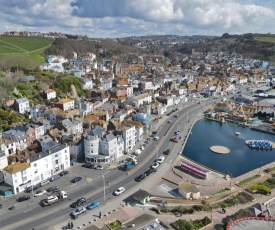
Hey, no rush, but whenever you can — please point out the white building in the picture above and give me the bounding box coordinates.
[3,130,27,151]
[81,78,93,90]
[3,144,70,194]
[102,79,112,91]
[14,97,30,114]
[116,124,136,153]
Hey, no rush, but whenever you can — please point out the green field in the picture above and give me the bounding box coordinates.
[254,36,275,43]
[0,36,54,69]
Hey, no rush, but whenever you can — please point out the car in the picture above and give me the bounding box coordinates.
[46,195,58,203]
[95,165,103,170]
[60,170,69,176]
[82,163,95,169]
[0,204,2,209]
[139,146,145,151]
[167,120,172,123]
[86,201,100,210]
[71,177,82,183]
[34,190,46,197]
[70,197,86,208]
[153,136,159,141]
[18,195,30,202]
[40,180,50,187]
[71,206,86,218]
[174,114,179,117]
[163,149,170,155]
[157,156,165,164]
[135,173,146,182]
[113,187,125,196]
[46,185,60,192]
[26,185,40,192]
[129,155,136,160]
[151,162,160,169]
[49,175,60,182]
[152,131,157,135]
[145,168,156,176]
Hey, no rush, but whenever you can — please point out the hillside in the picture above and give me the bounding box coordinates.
[44,38,142,58]
[0,36,53,70]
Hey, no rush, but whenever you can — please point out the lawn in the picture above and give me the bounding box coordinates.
[254,36,275,43]
[109,220,122,229]
[237,175,261,186]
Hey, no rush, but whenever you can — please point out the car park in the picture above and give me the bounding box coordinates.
[151,162,160,169]
[49,175,60,182]
[18,195,30,202]
[157,156,165,164]
[163,149,170,155]
[135,173,146,182]
[86,201,100,210]
[71,177,82,183]
[113,187,125,196]
[60,170,69,176]
[34,190,46,197]
[71,206,86,218]
[95,165,103,170]
[47,185,60,192]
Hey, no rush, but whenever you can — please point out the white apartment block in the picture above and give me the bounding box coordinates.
[116,124,136,153]
[14,97,30,114]
[3,144,70,194]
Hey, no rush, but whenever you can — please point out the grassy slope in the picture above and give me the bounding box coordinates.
[0,36,53,68]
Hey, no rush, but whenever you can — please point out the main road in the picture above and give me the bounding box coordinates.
[0,100,212,230]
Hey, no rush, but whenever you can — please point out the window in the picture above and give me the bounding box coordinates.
[23,176,27,181]
[65,149,67,153]
[34,169,38,174]
[34,163,37,167]
[55,154,58,158]
[55,160,58,164]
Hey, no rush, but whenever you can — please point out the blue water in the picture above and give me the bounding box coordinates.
[182,120,275,177]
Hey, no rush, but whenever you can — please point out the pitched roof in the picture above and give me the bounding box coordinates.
[3,162,30,174]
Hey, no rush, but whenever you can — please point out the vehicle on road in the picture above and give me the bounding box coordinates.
[152,131,157,135]
[70,197,86,208]
[157,156,165,164]
[46,185,60,192]
[134,149,142,156]
[151,162,160,169]
[167,120,172,123]
[71,206,86,219]
[122,160,136,170]
[34,190,46,197]
[113,187,125,196]
[71,177,82,183]
[163,149,170,155]
[139,146,145,151]
[60,170,69,176]
[94,165,103,170]
[49,175,60,182]
[0,204,2,209]
[174,114,179,117]
[40,180,50,187]
[41,191,67,207]
[82,163,95,168]
[153,136,159,141]
[26,185,40,192]
[145,168,156,176]
[135,173,146,182]
[18,195,30,202]
[86,201,100,210]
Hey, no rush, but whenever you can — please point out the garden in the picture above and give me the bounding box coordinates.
[171,217,212,230]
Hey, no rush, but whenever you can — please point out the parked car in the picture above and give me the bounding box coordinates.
[49,175,60,182]
[113,187,125,196]
[151,162,160,169]
[40,180,50,187]
[0,204,2,209]
[71,177,82,183]
[86,201,100,210]
[46,185,60,192]
[70,197,86,208]
[71,206,86,218]
[18,195,30,202]
[152,131,157,135]
[145,168,156,176]
[34,190,46,197]
[26,185,40,192]
[163,149,170,155]
[157,156,165,164]
[82,163,94,169]
[153,136,159,141]
[167,120,172,123]
[60,170,69,176]
[135,173,146,182]
[174,114,179,117]
[95,165,103,170]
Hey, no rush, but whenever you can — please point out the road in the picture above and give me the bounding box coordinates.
[0,100,211,230]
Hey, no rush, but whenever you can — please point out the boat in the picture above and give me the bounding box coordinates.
[235,132,241,135]
[245,140,273,150]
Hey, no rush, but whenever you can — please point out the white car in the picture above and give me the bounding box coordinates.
[46,195,58,203]
[157,156,165,164]
[129,155,136,160]
[114,187,125,196]
[34,190,46,197]
[151,162,160,169]
[95,165,103,170]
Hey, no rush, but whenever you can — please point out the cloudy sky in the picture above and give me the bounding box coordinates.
[1,0,275,38]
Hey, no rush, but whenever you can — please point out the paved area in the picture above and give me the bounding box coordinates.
[230,219,275,230]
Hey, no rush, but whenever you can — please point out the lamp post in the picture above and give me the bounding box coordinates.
[260,162,263,173]
[155,145,158,160]
[102,175,105,204]
[31,175,34,200]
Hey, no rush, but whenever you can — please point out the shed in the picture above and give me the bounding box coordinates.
[132,189,150,205]
[178,182,200,200]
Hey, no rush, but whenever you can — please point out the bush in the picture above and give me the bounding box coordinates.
[236,192,254,203]
[149,207,160,214]
[249,185,271,195]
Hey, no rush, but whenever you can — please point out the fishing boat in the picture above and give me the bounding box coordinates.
[245,140,273,150]
[235,132,241,135]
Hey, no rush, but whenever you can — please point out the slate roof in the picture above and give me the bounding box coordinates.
[3,130,26,142]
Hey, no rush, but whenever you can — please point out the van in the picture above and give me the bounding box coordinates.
[132,159,138,165]
[40,180,50,187]
[49,175,60,182]
[153,136,159,141]
[134,149,141,156]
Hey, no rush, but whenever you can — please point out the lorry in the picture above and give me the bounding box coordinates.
[122,160,137,171]
[41,190,67,207]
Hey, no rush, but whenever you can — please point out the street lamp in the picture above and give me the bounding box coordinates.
[102,175,105,204]
[155,145,158,160]
[260,162,263,173]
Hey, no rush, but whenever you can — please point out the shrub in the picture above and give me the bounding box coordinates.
[149,207,160,214]
[236,192,254,203]
[249,185,271,195]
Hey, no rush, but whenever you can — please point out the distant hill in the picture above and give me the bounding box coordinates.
[44,38,141,58]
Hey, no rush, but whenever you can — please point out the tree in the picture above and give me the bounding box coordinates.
[222,33,230,39]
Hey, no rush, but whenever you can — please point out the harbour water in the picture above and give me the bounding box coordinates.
[182,119,275,177]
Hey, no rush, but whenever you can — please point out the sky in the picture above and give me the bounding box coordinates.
[1,0,275,38]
